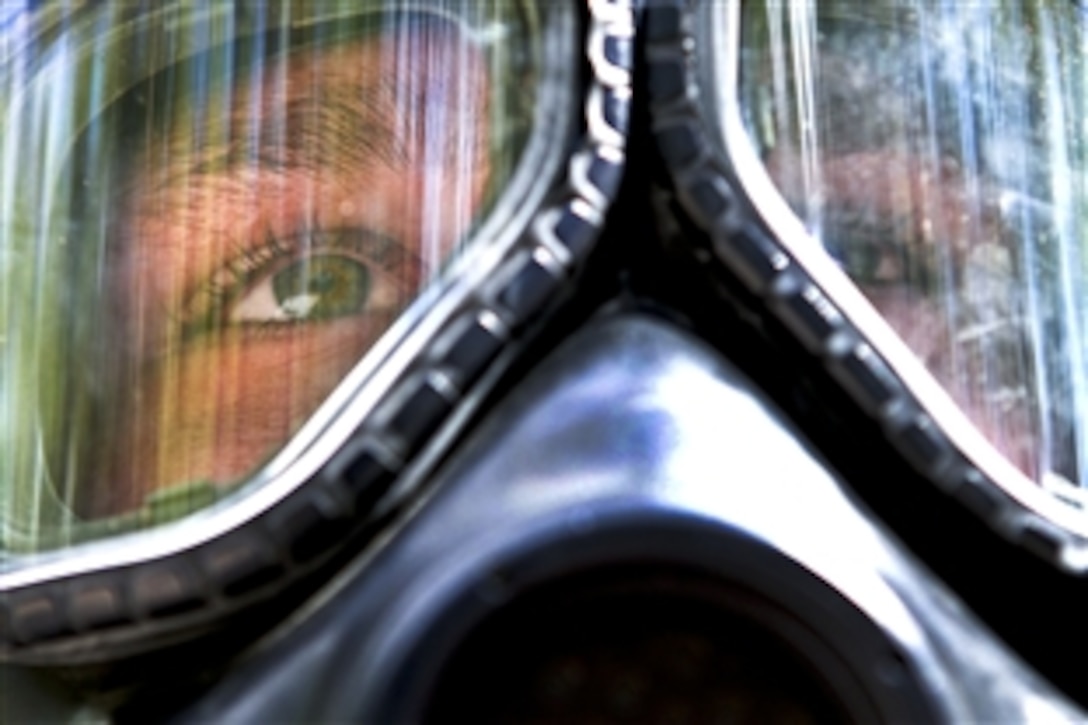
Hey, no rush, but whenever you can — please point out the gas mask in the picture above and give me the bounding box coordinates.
[2,2,1087,722]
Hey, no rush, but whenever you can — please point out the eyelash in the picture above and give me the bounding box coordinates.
[179,226,411,340]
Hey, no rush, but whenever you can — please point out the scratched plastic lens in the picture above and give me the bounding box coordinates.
[0,2,540,555]
[737,1,1087,490]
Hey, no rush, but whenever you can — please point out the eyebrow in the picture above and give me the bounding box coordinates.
[184,82,409,180]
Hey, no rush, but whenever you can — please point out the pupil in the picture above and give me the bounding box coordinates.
[309,269,340,294]
[272,255,371,320]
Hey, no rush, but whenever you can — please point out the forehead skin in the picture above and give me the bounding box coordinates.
[151,23,484,188]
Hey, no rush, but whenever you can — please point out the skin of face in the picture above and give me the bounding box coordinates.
[87,24,490,516]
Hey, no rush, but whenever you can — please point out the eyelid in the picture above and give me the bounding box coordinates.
[178,226,417,339]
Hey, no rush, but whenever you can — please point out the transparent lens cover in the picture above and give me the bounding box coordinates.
[0,2,540,555]
[736,2,1087,493]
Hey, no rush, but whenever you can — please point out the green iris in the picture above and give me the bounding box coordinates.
[271,255,372,321]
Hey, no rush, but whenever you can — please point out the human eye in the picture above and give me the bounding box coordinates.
[183,228,416,339]
[819,205,936,293]
[230,253,378,324]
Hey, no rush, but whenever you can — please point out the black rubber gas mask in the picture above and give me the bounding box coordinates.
[4,2,1088,723]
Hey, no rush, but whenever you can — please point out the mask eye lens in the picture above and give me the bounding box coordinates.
[735,2,1087,492]
[2,4,542,552]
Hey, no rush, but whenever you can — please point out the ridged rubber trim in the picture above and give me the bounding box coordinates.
[0,0,636,664]
[643,0,1084,572]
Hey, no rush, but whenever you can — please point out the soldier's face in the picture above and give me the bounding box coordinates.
[94,25,490,515]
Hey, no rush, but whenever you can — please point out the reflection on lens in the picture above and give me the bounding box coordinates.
[0,3,538,554]
[738,1,1088,490]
